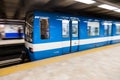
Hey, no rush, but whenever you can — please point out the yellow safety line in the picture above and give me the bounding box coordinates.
[0,43,120,76]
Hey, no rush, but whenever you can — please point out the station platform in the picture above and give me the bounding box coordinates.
[0,39,24,45]
[0,43,120,80]
[0,39,26,67]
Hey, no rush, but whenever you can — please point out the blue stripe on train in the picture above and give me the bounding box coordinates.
[111,39,120,44]
[79,41,108,51]
[29,40,120,61]
[30,48,63,61]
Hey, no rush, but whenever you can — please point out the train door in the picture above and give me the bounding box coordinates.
[62,20,79,54]
[62,20,71,54]
[70,20,79,52]
[104,23,112,44]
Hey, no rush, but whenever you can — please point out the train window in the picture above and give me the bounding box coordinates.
[87,22,99,36]
[104,24,112,35]
[40,18,49,39]
[72,21,78,37]
[25,14,33,43]
[116,24,120,34]
[104,25,108,35]
[62,20,69,38]
[109,26,112,35]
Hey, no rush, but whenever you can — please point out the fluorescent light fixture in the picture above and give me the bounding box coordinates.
[98,4,118,10]
[114,9,120,12]
[75,0,96,4]
[0,25,4,28]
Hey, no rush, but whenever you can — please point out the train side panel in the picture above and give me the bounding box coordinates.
[25,11,120,61]
[79,19,106,51]
[30,12,63,60]
[111,22,120,44]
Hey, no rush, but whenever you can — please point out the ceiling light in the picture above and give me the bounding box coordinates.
[114,9,120,12]
[0,25,4,28]
[98,4,118,10]
[75,0,96,4]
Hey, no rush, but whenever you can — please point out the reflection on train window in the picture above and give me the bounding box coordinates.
[72,21,78,37]
[104,25,112,35]
[62,20,69,38]
[40,18,49,39]
[87,22,99,36]
[104,25,108,35]
[25,14,33,43]
[116,24,120,34]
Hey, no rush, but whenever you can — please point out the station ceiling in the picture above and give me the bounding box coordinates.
[0,0,120,20]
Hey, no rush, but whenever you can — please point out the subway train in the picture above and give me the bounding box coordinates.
[25,11,120,61]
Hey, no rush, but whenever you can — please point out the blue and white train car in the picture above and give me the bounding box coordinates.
[111,22,120,43]
[25,11,120,61]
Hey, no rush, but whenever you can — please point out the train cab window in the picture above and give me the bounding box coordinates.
[72,21,78,37]
[116,24,120,34]
[40,18,49,39]
[62,20,69,38]
[87,22,99,36]
[25,14,33,43]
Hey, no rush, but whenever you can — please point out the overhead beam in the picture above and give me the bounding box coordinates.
[0,0,6,18]
[44,0,61,8]
[24,0,50,13]
[13,0,25,19]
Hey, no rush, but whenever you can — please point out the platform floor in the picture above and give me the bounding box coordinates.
[0,39,24,45]
[0,44,120,80]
